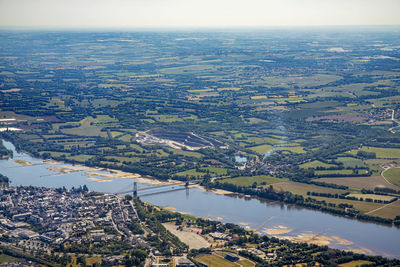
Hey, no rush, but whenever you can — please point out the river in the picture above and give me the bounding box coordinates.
[1,140,399,259]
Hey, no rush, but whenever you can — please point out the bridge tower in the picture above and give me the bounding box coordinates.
[133,182,137,198]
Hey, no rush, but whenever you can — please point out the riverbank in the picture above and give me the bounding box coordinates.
[5,135,398,227]
[2,139,400,258]
[207,181,400,227]
[5,144,400,228]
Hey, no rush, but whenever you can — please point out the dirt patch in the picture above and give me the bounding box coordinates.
[163,223,210,250]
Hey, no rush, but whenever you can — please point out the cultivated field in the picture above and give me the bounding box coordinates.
[314,176,400,191]
[220,175,287,187]
[272,181,346,196]
[249,144,274,154]
[348,147,400,159]
[383,168,400,186]
[300,160,337,169]
[339,260,373,267]
[365,199,400,219]
[195,254,239,267]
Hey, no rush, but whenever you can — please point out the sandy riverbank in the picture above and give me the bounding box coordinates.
[43,159,64,165]
[12,159,33,166]
[45,162,186,187]
[46,166,78,174]
[263,226,292,235]
[87,177,112,182]
[190,184,232,195]
[278,232,354,248]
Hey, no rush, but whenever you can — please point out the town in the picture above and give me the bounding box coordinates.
[0,185,399,266]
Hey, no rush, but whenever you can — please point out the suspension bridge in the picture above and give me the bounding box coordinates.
[114,181,194,197]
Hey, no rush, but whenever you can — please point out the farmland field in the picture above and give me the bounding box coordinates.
[335,157,366,168]
[249,144,274,154]
[313,176,400,191]
[383,168,400,187]
[366,199,400,219]
[348,147,400,159]
[195,254,239,267]
[220,175,287,187]
[300,160,337,169]
[339,260,373,267]
[271,181,346,196]
[312,196,384,214]
[0,254,20,263]
[174,167,228,178]
[314,169,356,176]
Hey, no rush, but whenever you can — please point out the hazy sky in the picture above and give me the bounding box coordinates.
[0,0,399,28]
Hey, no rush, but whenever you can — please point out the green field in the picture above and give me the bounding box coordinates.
[58,116,118,137]
[237,259,255,267]
[195,254,239,267]
[67,154,94,162]
[336,157,366,168]
[314,169,358,176]
[313,196,385,214]
[245,136,282,145]
[249,144,274,154]
[276,145,306,154]
[149,114,183,122]
[174,167,228,178]
[167,148,203,158]
[202,167,228,175]
[272,181,346,196]
[348,146,400,159]
[300,160,337,169]
[339,260,373,267]
[0,254,20,263]
[220,175,287,187]
[383,168,400,186]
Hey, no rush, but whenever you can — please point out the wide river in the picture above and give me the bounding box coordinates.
[1,140,399,258]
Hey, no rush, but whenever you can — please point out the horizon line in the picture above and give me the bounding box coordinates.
[1,24,400,32]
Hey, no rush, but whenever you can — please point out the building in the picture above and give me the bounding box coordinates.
[224,253,240,262]
[176,258,195,267]
[90,229,105,242]
[12,212,32,221]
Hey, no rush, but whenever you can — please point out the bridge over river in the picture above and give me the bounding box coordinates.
[114,181,195,197]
